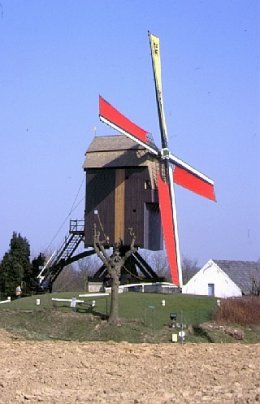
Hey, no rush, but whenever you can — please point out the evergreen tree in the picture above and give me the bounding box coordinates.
[0,232,31,298]
[0,254,23,297]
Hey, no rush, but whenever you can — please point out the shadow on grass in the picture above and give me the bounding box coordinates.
[77,307,109,321]
[192,325,214,343]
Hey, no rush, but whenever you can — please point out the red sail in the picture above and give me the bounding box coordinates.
[99,96,149,144]
[157,175,180,286]
[173,166,216,201]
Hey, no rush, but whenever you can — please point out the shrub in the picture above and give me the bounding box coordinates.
[213,296,260,325]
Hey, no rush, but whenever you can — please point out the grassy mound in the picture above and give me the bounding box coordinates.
[0,292,259,343]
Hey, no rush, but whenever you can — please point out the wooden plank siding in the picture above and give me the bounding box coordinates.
[124,167,147,246]
[84,134,162,249]
[84,166,161,249]
[84,168,115,246]
[114,169,125,243]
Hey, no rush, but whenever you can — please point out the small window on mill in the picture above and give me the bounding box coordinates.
[144,180,151,189]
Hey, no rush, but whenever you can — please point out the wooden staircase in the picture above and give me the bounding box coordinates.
[37,220,95,291]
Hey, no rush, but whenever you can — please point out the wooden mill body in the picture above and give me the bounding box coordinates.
[83,135,163,250]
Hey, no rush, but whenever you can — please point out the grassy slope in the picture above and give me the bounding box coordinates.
[0,292,259,343]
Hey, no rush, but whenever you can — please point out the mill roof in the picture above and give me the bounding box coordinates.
[83,135,161,189]
[83,135,158,171]
[213,259,260,295]
[86,135,144,153]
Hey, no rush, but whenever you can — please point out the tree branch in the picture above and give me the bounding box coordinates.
[124,228,136,259]
[93,225,109,264]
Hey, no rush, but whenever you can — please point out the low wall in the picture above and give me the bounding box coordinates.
[88,282,103,293]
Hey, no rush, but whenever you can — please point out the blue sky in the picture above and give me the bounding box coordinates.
[0,0,259,265]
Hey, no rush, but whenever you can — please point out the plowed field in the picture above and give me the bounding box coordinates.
[0,330,259,403]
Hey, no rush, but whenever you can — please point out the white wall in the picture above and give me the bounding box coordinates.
[88,282,103,292]
[182,260,242,298]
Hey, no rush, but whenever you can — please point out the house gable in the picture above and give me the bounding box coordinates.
[182,259,242,298]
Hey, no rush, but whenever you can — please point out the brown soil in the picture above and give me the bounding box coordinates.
[0,330,259,403]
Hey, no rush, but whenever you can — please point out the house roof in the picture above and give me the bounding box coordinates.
[213,260,260,295]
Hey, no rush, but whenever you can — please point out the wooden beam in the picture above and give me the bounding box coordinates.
[114,168,125,242]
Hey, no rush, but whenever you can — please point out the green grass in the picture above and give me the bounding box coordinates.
[118,292,216,327]
[0,292,259,343]
[0,291,216,322]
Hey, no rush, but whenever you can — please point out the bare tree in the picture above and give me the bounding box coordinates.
[77,253,114,291]
[93,226,136,325]
[182,257,199,284]
[77,258,90,292]
[139,250,170,280]
[52,264,82,292]
[139,251,199,284]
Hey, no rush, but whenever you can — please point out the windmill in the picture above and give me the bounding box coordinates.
[98,32,216,287]
[37,32,216,292]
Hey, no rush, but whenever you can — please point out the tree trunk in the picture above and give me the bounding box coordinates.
[84,274,88,292]
[109,271,120,325]
[93,225,136,326]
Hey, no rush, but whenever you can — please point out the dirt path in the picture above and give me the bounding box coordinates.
[0,330,259,403]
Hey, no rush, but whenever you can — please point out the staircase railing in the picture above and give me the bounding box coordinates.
[37,220,85,287]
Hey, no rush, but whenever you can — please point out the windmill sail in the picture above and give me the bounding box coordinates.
[157,174,181,286]
[99,96,158,155]
[168,153,216,201]
[149,32,168,148]
[173,165,216,201]
[149,32,183,287]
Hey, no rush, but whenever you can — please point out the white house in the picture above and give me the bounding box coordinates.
[182,259,260,298]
